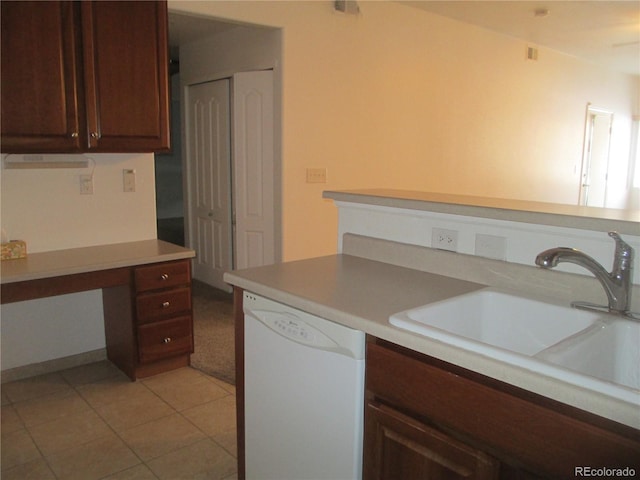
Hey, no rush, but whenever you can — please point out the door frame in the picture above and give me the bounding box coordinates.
[579,104,613,207]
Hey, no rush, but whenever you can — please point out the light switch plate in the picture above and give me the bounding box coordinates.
[306,168,327,184]
[475,234,507,260]
[123,169,136,192]
[80,174,93,195]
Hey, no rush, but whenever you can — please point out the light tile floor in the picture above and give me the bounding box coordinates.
[1,362,238,480]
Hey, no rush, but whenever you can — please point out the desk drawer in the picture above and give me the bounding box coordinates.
[137,287,191,323]
[135,260,191,292]
[138,316,193,363]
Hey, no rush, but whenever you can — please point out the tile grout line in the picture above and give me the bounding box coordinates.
[2,365,238,479]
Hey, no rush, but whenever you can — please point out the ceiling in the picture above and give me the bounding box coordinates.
[168,13,238,49]
[399,1,640,75]
[167,1,640,75]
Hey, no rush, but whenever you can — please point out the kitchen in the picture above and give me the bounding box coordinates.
[1,0,639,478]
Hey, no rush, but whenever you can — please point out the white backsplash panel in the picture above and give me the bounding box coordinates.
[336,202,640,284]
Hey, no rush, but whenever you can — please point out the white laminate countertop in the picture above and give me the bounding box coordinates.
[0,240,195,284]
[323,189,640,235]
[224,254,640,430]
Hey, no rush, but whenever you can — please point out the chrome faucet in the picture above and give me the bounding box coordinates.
[535,231,634,315]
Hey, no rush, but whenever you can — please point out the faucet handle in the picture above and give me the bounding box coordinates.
[609,231,633,258]
[608,232,634,276]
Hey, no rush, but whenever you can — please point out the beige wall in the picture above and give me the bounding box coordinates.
[0,154,156,370]
[170,0,638,261]
[1,154,157,252]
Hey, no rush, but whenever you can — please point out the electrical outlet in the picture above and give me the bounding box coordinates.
[475,234,507,260]
[432,228,458,252]
[80,174,93,195]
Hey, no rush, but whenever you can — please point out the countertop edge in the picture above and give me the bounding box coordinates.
[223,260,640,431]
[323,189,640,235]
[1,240,196,284]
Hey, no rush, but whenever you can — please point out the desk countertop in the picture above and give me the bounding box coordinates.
[0,240,195,284]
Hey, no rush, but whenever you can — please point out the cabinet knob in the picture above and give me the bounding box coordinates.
[70,132,79,138]
[90,132,101,139]
[160,273,169,280]
[162,301,170,308]
[163,337,172,344]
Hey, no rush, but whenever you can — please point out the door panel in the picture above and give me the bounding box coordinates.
[0,1,83,152]
[81,0,169,151]
[187,79,232,291]
[233,71,275,269]
[580,108,612,207]
[364,401,500,480]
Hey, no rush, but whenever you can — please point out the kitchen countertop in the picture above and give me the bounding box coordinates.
[323,189,640,235]
[1,239,195,284]
[224,254,640,429]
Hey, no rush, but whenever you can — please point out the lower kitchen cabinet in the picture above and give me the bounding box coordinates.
[364,339,640,479]
[104,259,193,379]
[365,400,499,480]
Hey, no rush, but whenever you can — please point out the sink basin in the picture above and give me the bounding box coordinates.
[389,288,601,357]
[537,318,640,390]
[390,287,639,407]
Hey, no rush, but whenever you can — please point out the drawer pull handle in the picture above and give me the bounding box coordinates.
[162,301,170,308]
[163,337,172,344]
[160,273,169,280]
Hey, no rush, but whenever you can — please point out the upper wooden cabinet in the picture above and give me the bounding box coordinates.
[1,1,170,153]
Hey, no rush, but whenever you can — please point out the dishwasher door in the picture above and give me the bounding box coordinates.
[244,291,365,480]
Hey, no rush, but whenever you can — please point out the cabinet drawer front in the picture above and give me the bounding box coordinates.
[138,316,193,363]
[135,260,190,292]
[137,288,191,323]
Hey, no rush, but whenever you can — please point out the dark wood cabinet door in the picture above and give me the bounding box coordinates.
[1,1,83,153]
[364,401,500,480]
[80,0,170,152]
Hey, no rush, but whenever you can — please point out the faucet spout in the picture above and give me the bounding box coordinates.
[535,232,634,315]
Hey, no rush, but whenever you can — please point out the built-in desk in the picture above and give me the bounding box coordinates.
[1,240,196,380]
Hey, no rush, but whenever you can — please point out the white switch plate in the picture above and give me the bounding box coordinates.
[123,169,136,192]
[306,168,327,183]
[80,174,93,195]
[475,234,507,260]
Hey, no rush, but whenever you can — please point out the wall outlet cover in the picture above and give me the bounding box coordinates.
[432,228,458,252]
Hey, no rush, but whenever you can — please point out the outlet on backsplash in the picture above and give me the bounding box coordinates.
[432,228,458,252]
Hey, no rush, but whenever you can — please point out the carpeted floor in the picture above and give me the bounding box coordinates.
[189,280,236,384]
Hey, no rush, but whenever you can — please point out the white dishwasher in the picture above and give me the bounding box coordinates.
[243,291,366,480]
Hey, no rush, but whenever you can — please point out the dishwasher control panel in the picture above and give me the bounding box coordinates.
[243,291,365,359]
[273,316,314,341]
